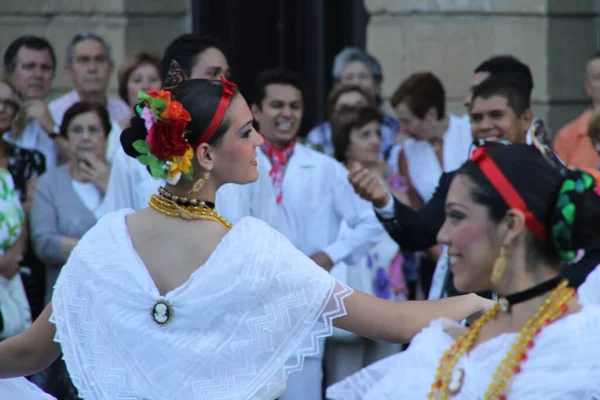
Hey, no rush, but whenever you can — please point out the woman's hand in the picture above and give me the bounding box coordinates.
[476,293,496,313]
[464,294,495,326]
[0,252,22,280]
[78,154,110,194]
[348,162,390,208]
[0,231,27,279]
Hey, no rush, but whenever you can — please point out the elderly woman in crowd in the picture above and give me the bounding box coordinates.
[323,105,413,387]
[303,84,374,153]
[29,101,110,399]
[307,47,401,160]
[31,101,110,304]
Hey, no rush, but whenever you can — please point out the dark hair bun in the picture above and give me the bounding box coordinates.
[120,79,237,167]
[551,169,600,261]
[120,115,149,159]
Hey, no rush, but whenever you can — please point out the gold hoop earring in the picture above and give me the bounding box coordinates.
[189,171,211,194]
[491,246,507,284]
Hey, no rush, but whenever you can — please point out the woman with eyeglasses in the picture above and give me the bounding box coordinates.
[0,79,47,344]
[0,79,46,210]
[328,143,600,399]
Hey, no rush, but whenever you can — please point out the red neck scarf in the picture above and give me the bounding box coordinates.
[261,138,296,205]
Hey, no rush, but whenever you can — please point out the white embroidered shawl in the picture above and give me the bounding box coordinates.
[579,264,600,306]
[327,306,600,399]
[0,210,352,400]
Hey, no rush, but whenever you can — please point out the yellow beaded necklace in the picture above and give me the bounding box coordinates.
[428,279,575,400]
[149,194,232,229]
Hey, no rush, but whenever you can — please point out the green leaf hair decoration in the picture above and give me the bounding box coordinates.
[551,170,595,261]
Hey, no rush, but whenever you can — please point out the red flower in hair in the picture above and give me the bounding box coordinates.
[147,119,189,159]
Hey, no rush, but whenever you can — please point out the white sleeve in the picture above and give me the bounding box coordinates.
[104,119,123,165]
[327,318,456,400]
[0,377,56,399]
[98,148,137,216]
[324,162,386,265]
[215,183,252,224]
[374,192,395,218]
[578,264,600,305]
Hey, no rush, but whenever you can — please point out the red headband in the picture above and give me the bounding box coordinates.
[194,75,237,148]
[471,146,549,243]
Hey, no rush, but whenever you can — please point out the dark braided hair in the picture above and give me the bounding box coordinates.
[458,144,600,266]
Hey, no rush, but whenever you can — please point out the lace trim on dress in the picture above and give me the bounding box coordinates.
[255,281,353,399]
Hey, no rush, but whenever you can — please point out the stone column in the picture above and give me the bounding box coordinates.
[365,0,599,135]
[0,0,190,99]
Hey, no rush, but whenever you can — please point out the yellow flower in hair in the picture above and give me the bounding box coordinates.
[166,147,194,185]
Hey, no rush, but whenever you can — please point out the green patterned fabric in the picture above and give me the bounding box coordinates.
[0,169,25,254]
[551,170,596,261]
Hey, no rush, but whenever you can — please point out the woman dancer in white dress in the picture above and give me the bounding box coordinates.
[0,64,491,400]
[328,143,600,399]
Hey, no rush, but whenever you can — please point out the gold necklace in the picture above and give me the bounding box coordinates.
[149,194,232,229]
[428,279,575,400]
[158,186,212,207]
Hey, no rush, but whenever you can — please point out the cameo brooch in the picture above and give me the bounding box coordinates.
[151,299,174,326]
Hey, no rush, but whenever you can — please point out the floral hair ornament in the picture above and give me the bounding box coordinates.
[132,61,194,185]
[470,145,549,243]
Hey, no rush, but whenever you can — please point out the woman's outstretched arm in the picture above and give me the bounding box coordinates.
[335,290,490,343]
[0,303,61,378]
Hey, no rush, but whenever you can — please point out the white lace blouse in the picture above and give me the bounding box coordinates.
[327,306,600,400]
[0,210,353,400]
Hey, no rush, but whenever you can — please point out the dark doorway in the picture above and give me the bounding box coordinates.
[192,0,369,136]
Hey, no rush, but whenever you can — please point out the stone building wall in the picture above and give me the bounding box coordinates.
[365,0,600,134]
[1,0,597,134]
[0,0,191,99]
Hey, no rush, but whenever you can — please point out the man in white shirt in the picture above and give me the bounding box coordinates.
[99,35,231,216]
[49,32,130,164]
[3,36,61,169]
[246,68,385,400]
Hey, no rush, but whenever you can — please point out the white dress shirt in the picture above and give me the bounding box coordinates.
[218,142,385,265]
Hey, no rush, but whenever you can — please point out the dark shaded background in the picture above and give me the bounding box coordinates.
[192,0,369,136]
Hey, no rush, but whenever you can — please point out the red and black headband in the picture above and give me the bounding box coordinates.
[470,146,549,243]
[194,75,238,147]
[160,61,238,149]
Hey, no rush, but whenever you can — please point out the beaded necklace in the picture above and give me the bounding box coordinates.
[428,279,575,400]
[149,192,232,229]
